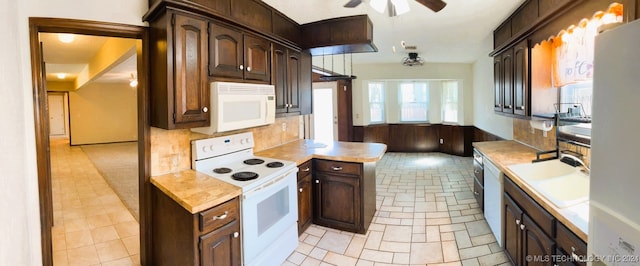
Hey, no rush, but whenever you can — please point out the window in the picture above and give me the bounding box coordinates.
[368,82,385,123]
[560,81,593,116]
[441,81,459,123]
[399,82,429,122]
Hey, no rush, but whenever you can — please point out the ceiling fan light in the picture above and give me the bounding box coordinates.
[370,0,386,13]
[391,0,410,15]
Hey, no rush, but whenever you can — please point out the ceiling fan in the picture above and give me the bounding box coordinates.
[344,0,446,16]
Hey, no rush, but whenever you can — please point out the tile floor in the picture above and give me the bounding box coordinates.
[50,139,140,265]
[285,152,511,266]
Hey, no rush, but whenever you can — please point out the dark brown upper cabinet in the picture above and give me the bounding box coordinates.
[301,15,377,55]
[209,21,271,82]
[273,43,311,116]
[148,10,210,129]
[493,39,530,118]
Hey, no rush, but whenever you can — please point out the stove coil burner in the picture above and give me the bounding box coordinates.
[243,158,265,165]
[231,171,259,181]
[266,162,284,168]
[213,167,232,174]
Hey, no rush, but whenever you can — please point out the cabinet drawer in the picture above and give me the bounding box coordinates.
[297,160,313,180]
[473,179,484,211]
[556,222,587,266]
[314,159,361,176]
[473,160,484,184]
[504,176,555,237]
[199,197,239,233]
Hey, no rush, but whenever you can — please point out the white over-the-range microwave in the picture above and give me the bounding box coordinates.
[191,81,275,135]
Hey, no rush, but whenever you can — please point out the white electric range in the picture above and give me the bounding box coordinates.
[192,132,298,266]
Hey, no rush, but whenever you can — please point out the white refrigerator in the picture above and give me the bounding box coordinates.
[589,19,640,265]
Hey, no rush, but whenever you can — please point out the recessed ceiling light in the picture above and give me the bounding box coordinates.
[58,33,75,43]
[56,73,66,79]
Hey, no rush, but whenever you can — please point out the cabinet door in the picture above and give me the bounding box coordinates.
[297,173,313,235]
[494,55,503,112]
[200,219,241,266]
[209,22,243,79]
[504,194,523,266]
[243,34,271,82]
[522,214,555,266]
[272,44,288,114]
[502,49,514,114]
[172,13,210,125]
[439,124,453,154]
[514,39,530,116]
[473,179,484,211]
[314,173,360,232]
[287,50,302,114]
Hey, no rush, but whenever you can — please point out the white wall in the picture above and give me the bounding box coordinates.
[351,62,474,126]
[5,0,148,264]
[0,1,36,264]
[471,34,513,139]
[69,82,138,145]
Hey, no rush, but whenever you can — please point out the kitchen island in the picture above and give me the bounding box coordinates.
[256,139,387,234]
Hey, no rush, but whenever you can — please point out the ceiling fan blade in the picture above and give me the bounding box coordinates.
[415,0,447,12]
[343,0,363,8]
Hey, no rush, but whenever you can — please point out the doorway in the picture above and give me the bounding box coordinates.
[312,82,338,143]
[29,18,149,266]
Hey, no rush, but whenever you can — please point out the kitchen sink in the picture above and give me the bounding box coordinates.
[507,160,589,208]
[508,160,578,181]
[535,172,589,208]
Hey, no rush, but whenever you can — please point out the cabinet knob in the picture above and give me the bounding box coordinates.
[517,105,525,110]
[212,211,228,221]
[474,169,480,174]
[515,219,520,225]
[239,65,244,70]
[505,105,513,109]
[315,180,319,184]
[233,232,239,238]
[202,106,208,113]
[520,224,525,230]
[473,191,480,196]
[302,167,310,172]
[247,66,251,72]
[299,188,303,193]
[495,104,502,108]
[331,166,343,171]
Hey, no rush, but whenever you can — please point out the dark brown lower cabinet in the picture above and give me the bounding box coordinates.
[314,172,361,232]
[297,160,313,235]
[312,159,375,234]
[504,194,555,266]
[200,220,241,266]
[151,187,241,265]
[555,222,587,266]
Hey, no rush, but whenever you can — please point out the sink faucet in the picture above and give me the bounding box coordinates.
[560,153,590,175]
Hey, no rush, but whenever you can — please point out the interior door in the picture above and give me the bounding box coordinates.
[47,93,67,137]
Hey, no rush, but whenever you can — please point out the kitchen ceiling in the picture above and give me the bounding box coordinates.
[263,0,525,64]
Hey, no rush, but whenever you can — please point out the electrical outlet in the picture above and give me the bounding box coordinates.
[282,122,287,131]
[440,138,444,144]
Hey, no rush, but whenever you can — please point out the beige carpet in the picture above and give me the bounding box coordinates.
[81,141,139,221]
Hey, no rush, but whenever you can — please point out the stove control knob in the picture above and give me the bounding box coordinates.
[246,138,252,144]
[209,145,214,152]
[239,139,245,145]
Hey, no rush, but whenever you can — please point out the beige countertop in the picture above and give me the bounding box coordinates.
[151,170,241,214]
[473,140,588,242]
[255,139,388,165]
[152,139,387,214]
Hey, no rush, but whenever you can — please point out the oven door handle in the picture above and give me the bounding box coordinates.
[243,168,297,199]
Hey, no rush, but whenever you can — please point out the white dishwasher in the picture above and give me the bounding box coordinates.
[483,158,504,247]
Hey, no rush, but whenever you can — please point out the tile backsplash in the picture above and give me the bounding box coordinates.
[150,116,302,176]
[513,118,590,166]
